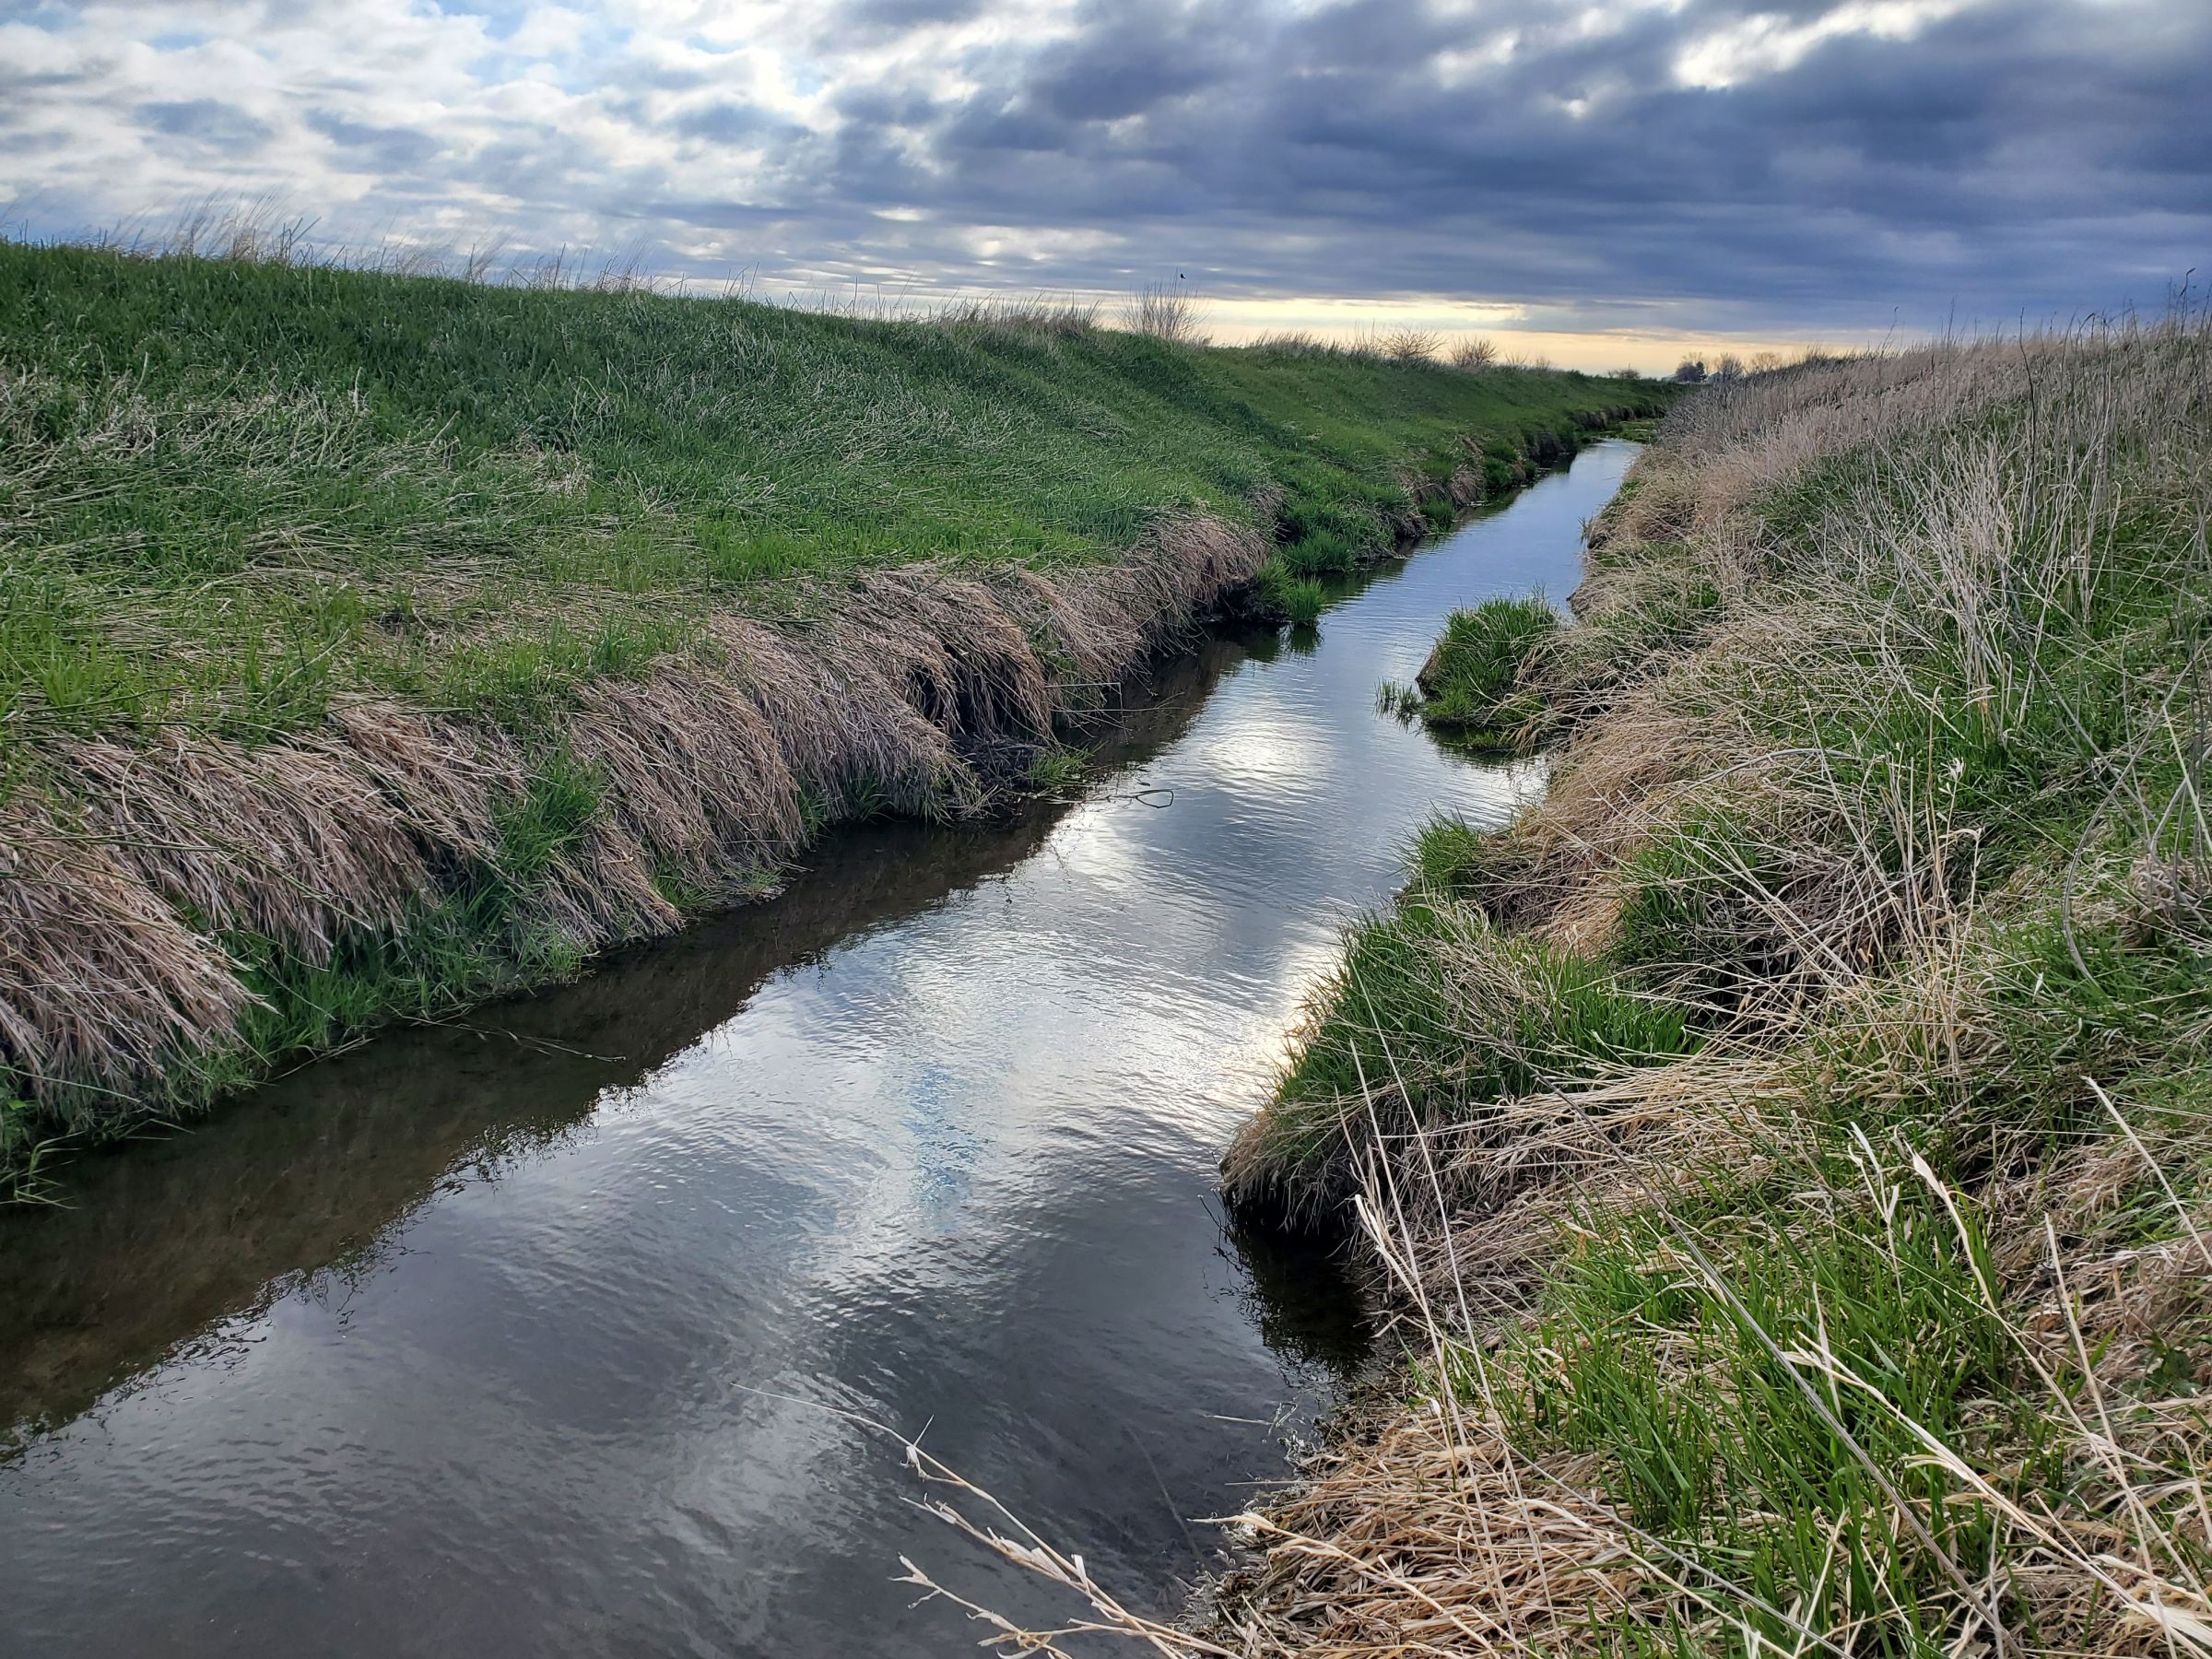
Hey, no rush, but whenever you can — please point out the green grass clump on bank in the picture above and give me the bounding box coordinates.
[1391,594,1560,747]
[1236,816,1699,1215]
[1024,744,1090,794]
[1257,566,1327,627]
[1218,325,2212,1656]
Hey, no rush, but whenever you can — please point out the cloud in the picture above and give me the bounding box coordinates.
[1673,0,1975,88]
[839,0,993,41]
[305,110,446,171]
[669,99,804,145]
[4,0,2208,354]
[135,98,276,151]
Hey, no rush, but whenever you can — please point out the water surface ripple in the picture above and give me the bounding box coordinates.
[0,441,1639,1657]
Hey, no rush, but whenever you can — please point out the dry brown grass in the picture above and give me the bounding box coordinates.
[326,702,515,865]
[1382,327,1443,366]
[0,802,251,1102]
[1450,337,1500,373]
[66,733,437,958]
[0,519,1270,1144]
[1167,314,2212,1657]
[1206,1410,1656,1655]
[1127,282,1210,347]
[568,666,803,888]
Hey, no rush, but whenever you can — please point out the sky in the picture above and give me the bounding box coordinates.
[2,0,2207,370]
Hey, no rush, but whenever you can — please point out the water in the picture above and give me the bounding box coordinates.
[0,441,1638,1657]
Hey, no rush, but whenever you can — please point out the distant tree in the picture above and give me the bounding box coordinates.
[1673,359,1708,383]
[1607,366,1642,380]
[1712,353,1746,382]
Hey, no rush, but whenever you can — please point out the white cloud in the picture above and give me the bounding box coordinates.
[1675,0,1982,89]
[507,5,595,58]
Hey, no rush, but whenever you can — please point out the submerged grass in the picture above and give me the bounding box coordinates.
[0,236,1667,1188]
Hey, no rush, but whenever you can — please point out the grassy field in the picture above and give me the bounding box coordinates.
[0,239,1666,1188]
[0,241,1656,745]
[1202,322,2212,1655]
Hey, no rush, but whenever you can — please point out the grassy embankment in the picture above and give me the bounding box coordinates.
[0,239,1667,1189]
[1206,323,2212,1654]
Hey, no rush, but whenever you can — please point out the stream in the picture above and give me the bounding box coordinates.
[0,440,1639,1657]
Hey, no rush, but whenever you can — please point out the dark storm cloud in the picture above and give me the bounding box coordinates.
[1023,6,1234,122]
[760,0,2212,332]
[10,1,2210,342]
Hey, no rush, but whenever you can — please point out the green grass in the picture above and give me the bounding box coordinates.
[1458,866,2212,1653]
[1223,329,2212,1653]
[1278,841,1693,1115]
[1232,816,1699,1213]
[1398,594,1560,747]
[0,240,1668,747]
[1492,1169,2025,1647]
[1258,564,1328,626]
[1025,743,1090,794]
[0,240,1672,1183]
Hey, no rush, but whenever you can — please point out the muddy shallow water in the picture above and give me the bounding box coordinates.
[0,441,1638,1657]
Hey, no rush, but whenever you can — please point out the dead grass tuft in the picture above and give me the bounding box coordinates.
[66,733,435,960]
[0,511,1272,1147]
[1126,282,1209,347]
[1208,1409,1656,1655]
[0,802,251,1110]
[568,667,803,887]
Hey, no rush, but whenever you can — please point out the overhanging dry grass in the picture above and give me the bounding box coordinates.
[0,525,1268,1176]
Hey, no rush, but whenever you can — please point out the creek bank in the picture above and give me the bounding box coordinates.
[1201,325,2212,1656]
[0,448,1647,1659]
[0,283,1665,1193]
